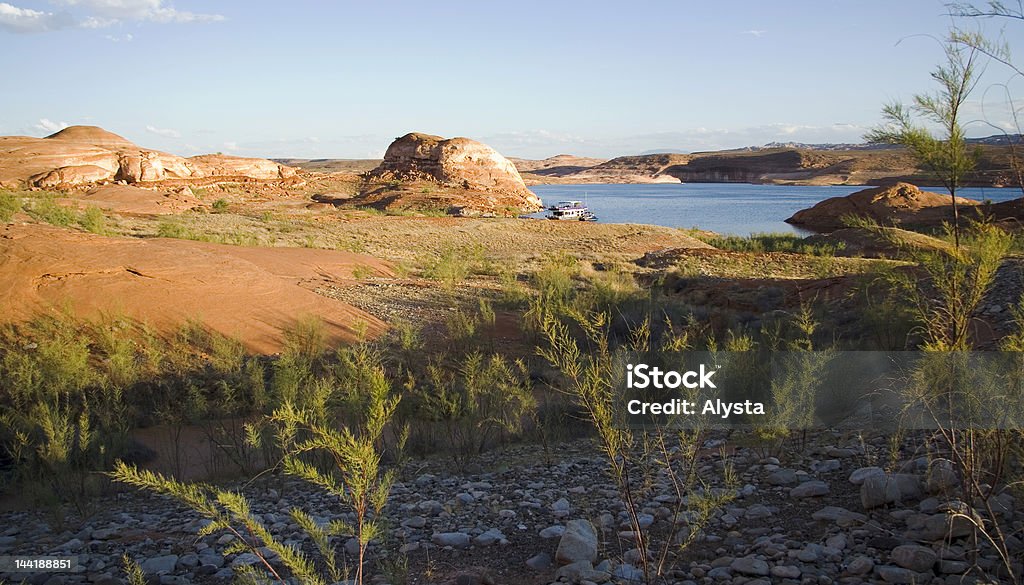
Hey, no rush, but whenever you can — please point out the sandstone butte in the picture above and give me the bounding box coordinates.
[785,182,981,231]
[354,132,543,216]
[0,224,392,354]
[0,125,298,190]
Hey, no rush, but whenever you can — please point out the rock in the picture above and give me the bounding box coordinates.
[539,525,565,538]
[746,504,773,519]
[401,515,426,529]
[0,126,296,190]
[141,555,178,574]
[861,473,922,509]
[612,563,642,581]
[846,556,874,576]
[875,565,917,584]
[786,182,980,231]
[526,552,552,571]
[790,480,830,498]
[811,459,841,473]
[344,537,360,556]
[554,560,593,581]
[230,553,261,567]
[771,565,801,579]
[556,519,598,565]
[766,469,799,485]
[0,224,390,355]
[473,528,505,546]
[890,544,937,572]
[915,511,977,541]
[925,459,960,494]
[849,466,886,485]
[730,556,770,576]
[431,532,471,549]
[357,132,543,216]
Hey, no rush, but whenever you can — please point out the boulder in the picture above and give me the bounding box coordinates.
[861,473,923,509]
[555,519,598,565]
[357,132,543,216]
[786,182,980,231]
[890,544,937,572]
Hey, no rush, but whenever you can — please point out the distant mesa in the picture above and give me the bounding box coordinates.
[0,125,298,190]
[785,182,980,231]
[353,132,543,216]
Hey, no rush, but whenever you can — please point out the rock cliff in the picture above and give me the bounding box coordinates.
[355,133,542,216]
[785,183,981,231]
[0,126,297,189]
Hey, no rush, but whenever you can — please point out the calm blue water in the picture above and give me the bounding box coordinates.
[527,183,1023,236]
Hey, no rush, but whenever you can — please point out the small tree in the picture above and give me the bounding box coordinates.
[866,35,984,249]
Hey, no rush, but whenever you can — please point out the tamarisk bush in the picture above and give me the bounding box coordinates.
[113,345,401,585]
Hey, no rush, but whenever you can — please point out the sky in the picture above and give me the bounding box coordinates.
[1,0,1022,159]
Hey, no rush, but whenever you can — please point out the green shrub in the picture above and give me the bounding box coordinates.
[156,218,192,239]
[211,198,230,213]
[26,194,76,226]
[422,244,489,287]
[79,205,108,235]
[698,231,844,256]
[0,192,22,222]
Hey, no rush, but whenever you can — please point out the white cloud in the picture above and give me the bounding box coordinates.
[145,124,180,138]
[0,2,74,32]
[58,0,224,24]
[34,118,69,133]
[103,31,131,41]
[742,29,766,37]
[0,0,222,33]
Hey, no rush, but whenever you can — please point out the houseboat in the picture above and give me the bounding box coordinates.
[546,200,597,222]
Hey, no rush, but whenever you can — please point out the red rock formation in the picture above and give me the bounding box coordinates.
[786,183,980,231]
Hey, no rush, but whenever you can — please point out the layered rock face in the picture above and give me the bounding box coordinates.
[0,126,296,189]
[786,183,980,231]
[359,133,542,216]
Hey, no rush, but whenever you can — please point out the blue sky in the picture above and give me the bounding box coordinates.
[2,0,1021,159]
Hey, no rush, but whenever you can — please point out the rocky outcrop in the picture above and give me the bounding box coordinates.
[0,126,297,189]
[356,133,542,216]
[0,223,390,354]
[785,183,980,231]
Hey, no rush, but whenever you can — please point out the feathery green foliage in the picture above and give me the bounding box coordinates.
[891,221,1011,350]
[865,35,983,248]
[538,309,735,582]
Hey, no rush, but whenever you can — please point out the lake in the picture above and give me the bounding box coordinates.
[527,183,1023,236]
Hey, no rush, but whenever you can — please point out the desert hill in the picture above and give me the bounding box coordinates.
[0,125,298,190]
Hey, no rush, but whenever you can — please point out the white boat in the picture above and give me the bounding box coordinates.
[545,200,597,222]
